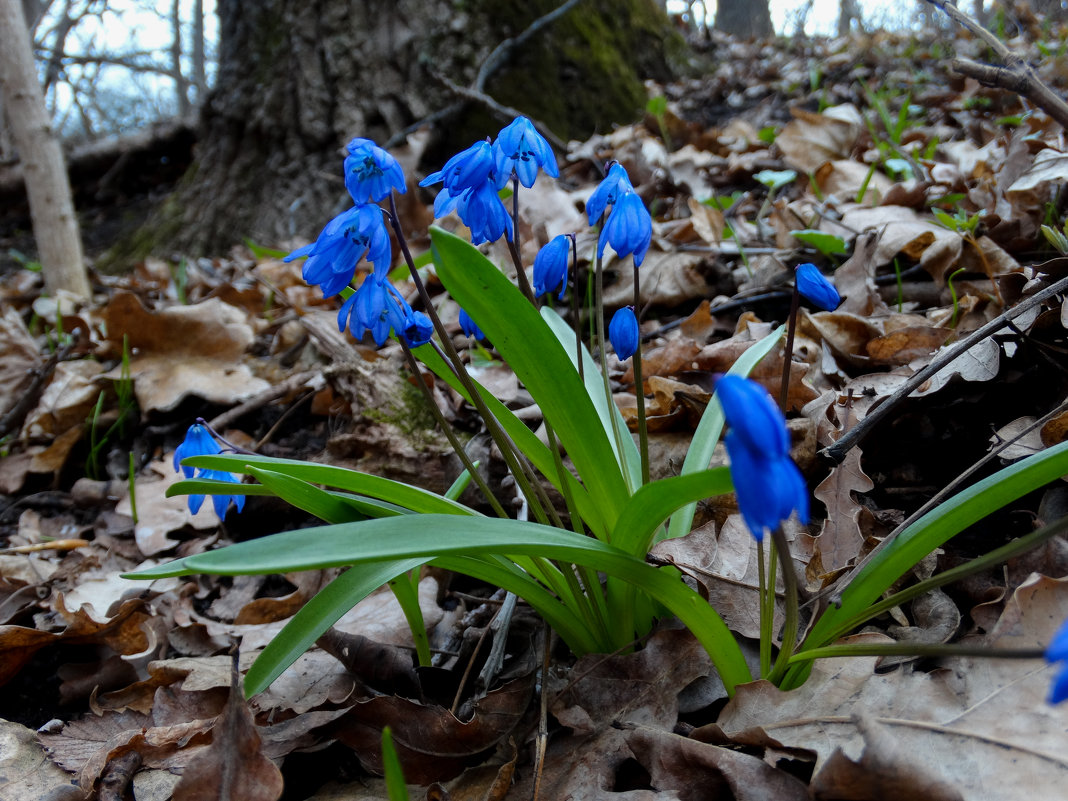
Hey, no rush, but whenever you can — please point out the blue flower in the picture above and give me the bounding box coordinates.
[456,181,514,245]
[795,263,841,311]
[403,311,434,347]
[173,423,245,518]
[338,279,414,346]
[419,140,495,193]
[492,116,558,189]
[715,375,808,541]
[586,162,634,224]
[285,204,392,297]
[1047,618,1068,703]
[599,191,653,267]
[459,308,484,340]
[533,235,570,299]
[344,137,406,204]
[608,306,639,360]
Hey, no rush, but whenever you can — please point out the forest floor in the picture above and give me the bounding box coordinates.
[2,22,1068,801]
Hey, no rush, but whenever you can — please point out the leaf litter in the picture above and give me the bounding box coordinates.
[0,25,1066,801]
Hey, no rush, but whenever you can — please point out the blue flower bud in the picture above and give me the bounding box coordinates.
[533,235,570,299]
[458,308,485,340]
[173,423,245,517]
[598,191,652,267]
[608,306,639,360]
[715,375,808,541]
[344,137,406,204]
[795,263,841,311]
[493,116,558,189]
[285,204,392,298]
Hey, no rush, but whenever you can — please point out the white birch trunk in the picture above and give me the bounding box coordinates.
[0,0,90,299]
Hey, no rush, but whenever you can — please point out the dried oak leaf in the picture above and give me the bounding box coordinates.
[330,675,533,785]
[172,655,283,801]
[812,447,874,576]
[0,597,149,686]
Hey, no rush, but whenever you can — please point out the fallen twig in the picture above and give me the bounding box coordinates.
[823,272,1068,464]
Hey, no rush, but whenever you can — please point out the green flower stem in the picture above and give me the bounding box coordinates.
[757,538,772,677]
[767,525,800,684]
[632,265,650,485]
[788,642,1046,662]
[388,572,432,666]
[594,248,635,495]
[398,341,508,518]
[778,276,801,411]
[388,194,552,526]
[568,234,583,380]
[507,179,538,304]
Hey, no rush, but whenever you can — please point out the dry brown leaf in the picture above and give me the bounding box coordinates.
[552,628,713,734]
[0,719,78,801]
[0,307,42,421]
[713,575,1068,800]
[813,448,874,575]
[21,359,103,439]
[330,675,533,785]
[172,654,284,801]
[776,105,863,174]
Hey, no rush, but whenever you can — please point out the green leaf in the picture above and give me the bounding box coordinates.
[541,307,641,490]
[613,468,734,556]
[663,324,785,542]
[175,453,476,516]
[430,228,629,526]
[126,514,752,692]
[411,339,604,536]
[244,558,426,695]
[381,727,410,801]
[791,229,848,257]
[245,466,367,523]
[753,169,797,192]
[787,439,1068,687]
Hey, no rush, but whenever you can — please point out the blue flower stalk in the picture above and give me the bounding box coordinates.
[589,161,654,484]
[716,375,809,680]
[779,262,841,411]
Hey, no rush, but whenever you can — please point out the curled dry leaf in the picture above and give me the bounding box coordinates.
[813,447,875,576]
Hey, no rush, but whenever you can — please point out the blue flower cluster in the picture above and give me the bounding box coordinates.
[285,136,432,347]
[715,376,809,541]
[1047,618,1068,703]
[173,423,245,518]
[421,116,558,246]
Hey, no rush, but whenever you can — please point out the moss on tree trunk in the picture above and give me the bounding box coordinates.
[123,0,686,260]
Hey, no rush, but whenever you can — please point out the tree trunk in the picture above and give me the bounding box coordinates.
[714,0,773,38]
[140,0,683,258]
[0,0,89,298]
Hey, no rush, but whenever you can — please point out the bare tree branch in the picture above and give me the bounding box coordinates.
[922,0,1068,130]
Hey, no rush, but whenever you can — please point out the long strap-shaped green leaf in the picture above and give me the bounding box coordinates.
[175,453,475,516]
[125,515,751,692]
[430,227,629,530]
[612,467,734,556]
[244,558,427,695]
[411,339,606,537]
[541,306,642,491]
[663,324,785,543]
[784,439,1068,689]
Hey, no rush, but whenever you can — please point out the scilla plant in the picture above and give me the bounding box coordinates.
[126,118,1068,702]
